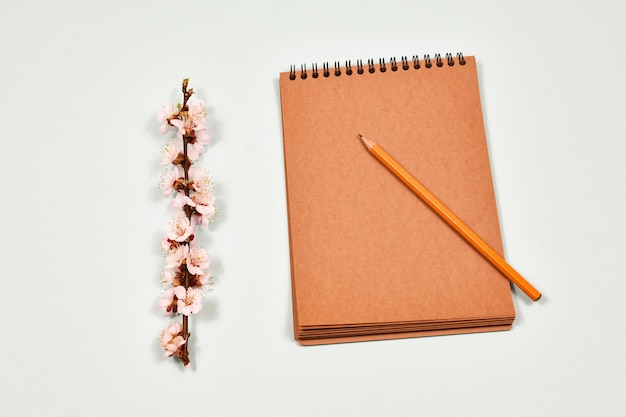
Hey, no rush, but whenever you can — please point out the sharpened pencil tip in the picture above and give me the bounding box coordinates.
[357,133,374,150]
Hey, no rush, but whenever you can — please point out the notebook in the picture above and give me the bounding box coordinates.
[278,54,515,345]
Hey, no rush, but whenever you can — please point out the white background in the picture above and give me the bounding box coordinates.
[1,1,625,415]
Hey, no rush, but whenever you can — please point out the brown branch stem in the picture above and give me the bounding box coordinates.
[179,78,195,366]
[179,133,193,365]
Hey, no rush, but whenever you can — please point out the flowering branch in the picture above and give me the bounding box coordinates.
[157,79,216,368]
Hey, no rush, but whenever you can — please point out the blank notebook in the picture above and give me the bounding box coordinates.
[278,54,515,345]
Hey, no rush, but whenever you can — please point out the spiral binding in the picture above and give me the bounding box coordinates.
[289,52,466,80]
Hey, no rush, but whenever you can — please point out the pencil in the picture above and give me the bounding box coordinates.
[357,133,541,302]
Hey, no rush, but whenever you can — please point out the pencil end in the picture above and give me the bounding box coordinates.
[357,133,374,150]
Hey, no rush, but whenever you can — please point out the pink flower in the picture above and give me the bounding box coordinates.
[170,193,190,214]
[160,321,186,357]
[174,286,203,315]
[158,102,178,134]
[169,118,186,139]
[161,141,181,165]
[166,216,194,242]
[189,167,212,192]
[170,99,208,139]
[162,268,187,287]
[170,190,215,226]
[187,99,208,132]
[191,189,215,215]
[165,245,189,269]
[191,189,216,228]
[161,269,175,286]
[158,287,177,317]
[186,247,210,275]
[195,128,211,145]
[161,166,183,197]
[187,142,205,161]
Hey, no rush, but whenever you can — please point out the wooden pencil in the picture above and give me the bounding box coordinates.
[358,133,541,301]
